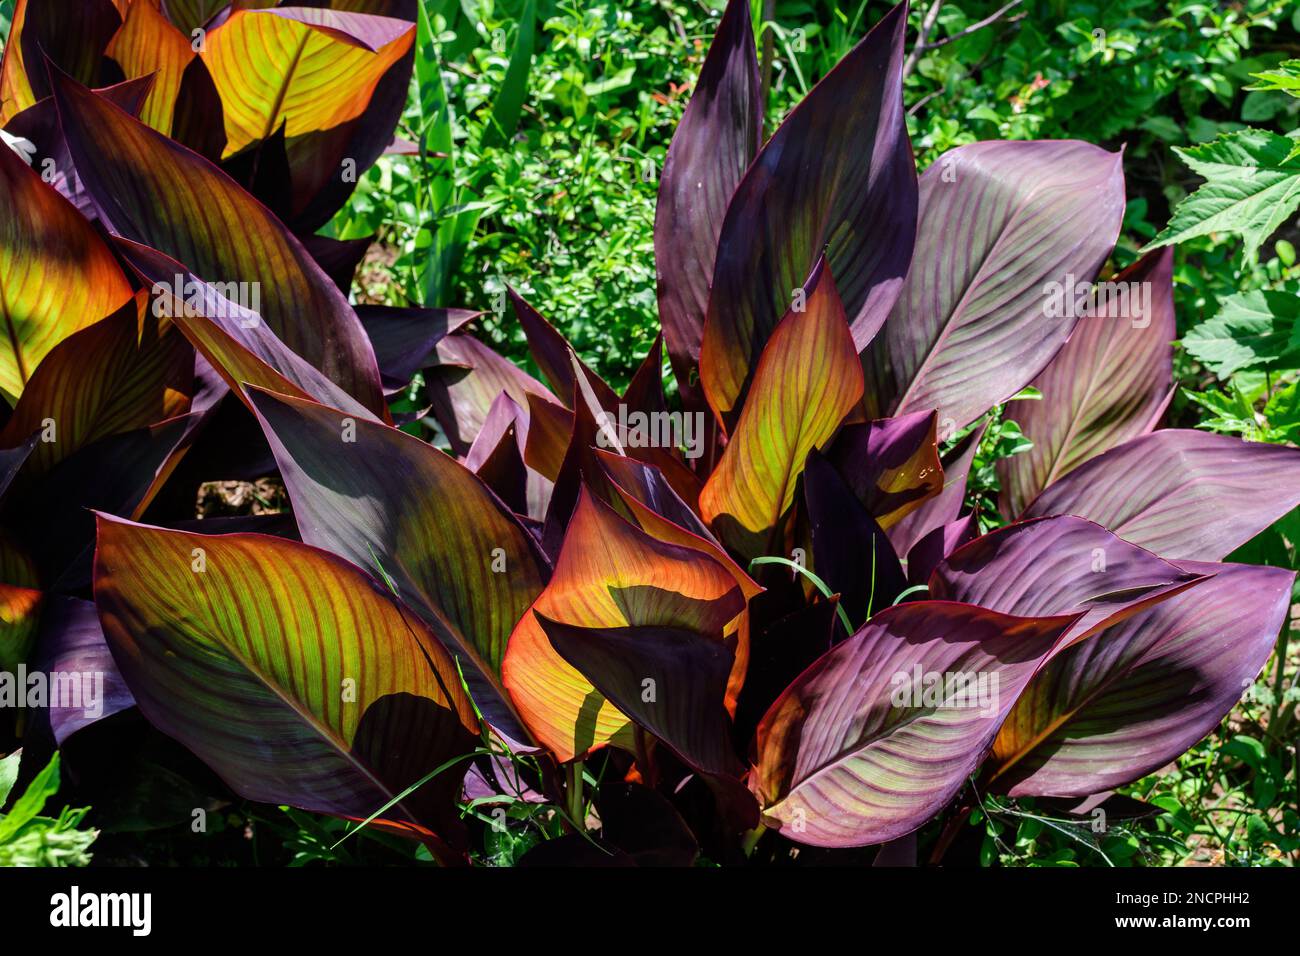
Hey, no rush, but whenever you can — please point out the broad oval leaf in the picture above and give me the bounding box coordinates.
[105,0,196,133]
[1021,429,1300,561]
[0,0,122,122]
[699,0,915,427]
[752,601,1073,847]
[654,0,760,411]
[0,138,134,401]
[825,409,942,530]
[804,448,907,629]
[886,420,985,558]
[864,140,1126,430]
[117,238,379,421]
[999,248,1175,516]
[538,616,742,776]
[93,515,479,859]
[988,562,1292,797]
[699,261,864,560]
[30,595,134,745]
[428,331,561,457]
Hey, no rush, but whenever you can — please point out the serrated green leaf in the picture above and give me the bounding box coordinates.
[1144,129,1300,259]
[1182,290,1300,378]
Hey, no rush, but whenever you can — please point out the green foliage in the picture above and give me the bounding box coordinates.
[1146,130,1300,259]
[1183,289,1300,378]
[0,753,97,867]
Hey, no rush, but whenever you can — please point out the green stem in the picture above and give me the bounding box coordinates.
[741,824,767,857]
[565,760,585,831]
[749,556,854,635]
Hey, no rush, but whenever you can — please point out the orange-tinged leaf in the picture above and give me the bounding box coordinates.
[201,8,414,159]
[0,140,134,401]
[0,0,36,123]
[0,583,42,672]
[699,261,863,559]
[105,0,196,133]
[0,292,193,479]
[502,488,744,763]
[0,530,41,671]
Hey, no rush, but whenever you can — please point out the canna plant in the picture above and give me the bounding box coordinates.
[2,0,1299,865]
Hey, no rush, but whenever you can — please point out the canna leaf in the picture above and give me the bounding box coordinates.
[538,616,742,776]
[0,0,122,122]
[864,140,1126,430]
[105,0,196,134]
[50,69,388,416]
[0,292,193,479]
[928,515,1207,650]
[357,304,476,395]
[700,1,914,427]
[886,420,985,559]
[905,514,977,587]
[30,596,134,745]
[93,515,479,859]
[700,260,863,560]
[654,0,760,412]
[752,601,1073,847]
[248,387,549,743]
[999,248,1176,517]
[824,410,942,530]
[1021,429,1300,561]
[502,488,744,764]
[427,331,561,457]
[160,0,228,35]
[200,7,414,159]
[2,75,154,218]
[988,562,1292,796]
[804,448,907,628]
[0,134,134,401]
[116,238,380,421]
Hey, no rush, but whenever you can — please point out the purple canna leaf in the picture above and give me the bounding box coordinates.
[804,448,907,628]
[1022,429,1300,560]
[825,409,942,530]
[988,562,1292,797]
[752,601,1074,847]
[537,615,743,777]
[50,68,389,416]
[700,1,915,428]
[999,247,1176,516]
[31,596,133,745]
[356,303,477,395]
[905,514,977,587]
[248,386,550,745]
[427,330,561,457]
[864,140,1126,430]
[887,420,985,558]
[929,515,1208,649]
[654,0,761,413]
